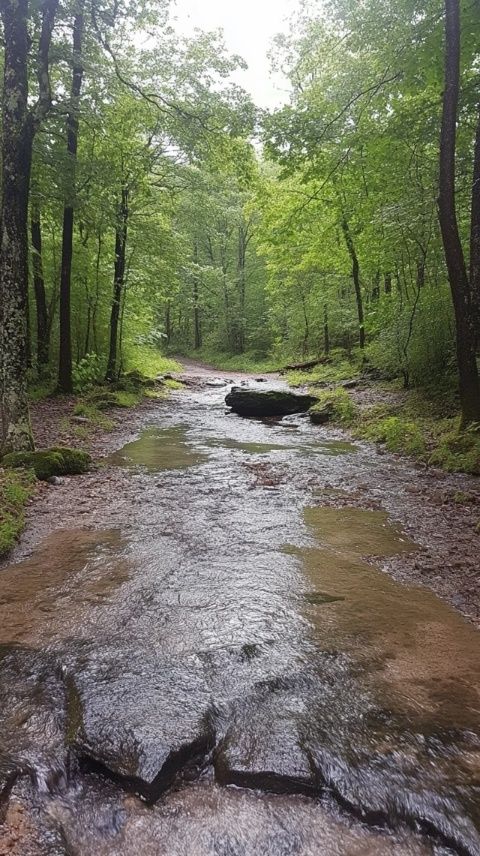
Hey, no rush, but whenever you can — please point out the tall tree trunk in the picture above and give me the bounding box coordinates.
[341,215,365,350]
[193,242,201,350]
[384,272,392,294]
[0,1,34,452]
[324,303,330,356]
[237,225,247,354]
[58,3,85,394]
[470,101,480,348]
[31,202,50,372]
[106,187,129,382]
[165,302,172,344]
[438,0,480,425]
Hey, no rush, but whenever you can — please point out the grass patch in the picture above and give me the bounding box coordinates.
[0,468,36,557]
[309,388,357,425]
[163,378,185,390]
[125,346,181,379]
[288,356,359,388]
[353,396,480,474]
[358,414,427,457]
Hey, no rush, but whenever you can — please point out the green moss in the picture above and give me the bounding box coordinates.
[2,447,91,481]
[0,469,36,557]
[163,378,185,390]
[309,388,357,425]
[87,389,141,410]
[50,447,91,475]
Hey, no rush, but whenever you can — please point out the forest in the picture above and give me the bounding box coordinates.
[0,0,479,461]
[1,3,480,852]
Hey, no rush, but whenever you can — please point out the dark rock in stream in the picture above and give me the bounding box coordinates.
[72,653,215,802]
[225,387,318,418]
[214,682,317,796]
[309,405,333,425]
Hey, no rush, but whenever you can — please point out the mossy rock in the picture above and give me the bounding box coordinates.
[88,389,140,409]
[309,403,334,425]
[2,447,91,481]
[123,371,156,388]
[50,447,91,475]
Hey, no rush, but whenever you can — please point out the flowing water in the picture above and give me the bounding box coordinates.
[0,375,479,856]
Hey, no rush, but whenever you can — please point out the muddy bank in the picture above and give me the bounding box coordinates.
[0,364,479,855]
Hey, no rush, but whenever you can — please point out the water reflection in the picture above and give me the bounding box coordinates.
[108,426,207,472]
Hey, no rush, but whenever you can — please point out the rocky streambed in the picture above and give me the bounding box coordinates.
[0,366,479,856]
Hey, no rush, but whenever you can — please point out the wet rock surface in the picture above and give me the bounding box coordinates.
[0,364,479,854]
[0,646,68,799]
[225,386,318,417]
[74,652,215,801]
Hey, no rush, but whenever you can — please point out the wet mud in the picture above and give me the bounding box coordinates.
[0,365,479,855]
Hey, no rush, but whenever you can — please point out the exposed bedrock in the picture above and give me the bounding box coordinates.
[225,387,318,417]
[71,651,216,802]
[213,663,480,856]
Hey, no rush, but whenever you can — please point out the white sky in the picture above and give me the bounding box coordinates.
[172,0,296,109]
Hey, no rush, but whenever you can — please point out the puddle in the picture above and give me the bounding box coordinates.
[0,529,128,645]
[206,436,357,457]
[305,439,358,457]
[291,506,480,725]
[108,426,207,472]
[305,506,416,556]
[205,437,289,454]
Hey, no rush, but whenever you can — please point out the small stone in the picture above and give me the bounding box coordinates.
[47,476,65,486]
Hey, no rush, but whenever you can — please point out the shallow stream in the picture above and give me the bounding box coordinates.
[0,375,479,856]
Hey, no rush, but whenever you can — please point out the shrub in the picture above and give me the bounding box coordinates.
[73,353,103,392]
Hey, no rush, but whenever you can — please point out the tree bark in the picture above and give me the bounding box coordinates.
[31,202,50,372]
[0,1,35,452]
[341,215,365,349]
[106,187,129,382]
[438,0,480,425]
[58,3,85,393]
[470,101,480,348]
[165,302,172,344]
[324,303,330,356]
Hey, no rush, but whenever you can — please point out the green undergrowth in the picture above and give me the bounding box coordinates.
[0,468,36,557]
[68,368,185,434]
[287,353,361,388]
[310,388,357,425]
[184,348,280,374]
[125,347,181,379]
[313,381,480,475]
